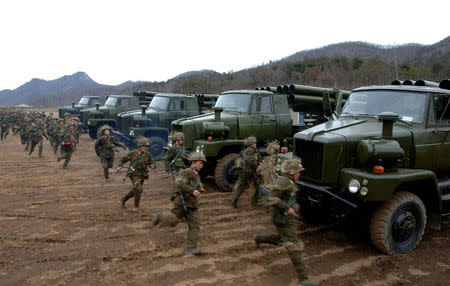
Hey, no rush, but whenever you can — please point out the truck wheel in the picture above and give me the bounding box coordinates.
[214,153,240,192]
[148,136,166,162]
[370,191,426,254]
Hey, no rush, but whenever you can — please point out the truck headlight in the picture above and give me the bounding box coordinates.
[348,179,360,194]
[129,130,135,137]
[195,144,204,152]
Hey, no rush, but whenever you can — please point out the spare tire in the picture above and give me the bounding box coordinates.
[214,153,240,192]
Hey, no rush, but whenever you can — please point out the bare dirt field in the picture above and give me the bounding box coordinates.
[0,133,449,286]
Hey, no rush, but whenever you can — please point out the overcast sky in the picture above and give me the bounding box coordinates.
[0,0,448,91]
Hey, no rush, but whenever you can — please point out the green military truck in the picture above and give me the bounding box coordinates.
[58,95,106,118]
[293,79,450,254]
[171,86,347,191]
[80,93,155,139]
[112,92,218,160]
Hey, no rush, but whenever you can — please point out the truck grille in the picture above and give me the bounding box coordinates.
[295,140,323,181]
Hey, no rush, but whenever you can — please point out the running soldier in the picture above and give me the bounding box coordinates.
[253,158,318,286]
[0,114,10,140]
[152,152,206,255]
[95,125,126,182]
[57,123,76,169]
[28,119,48,157]
[117,137,155,211]
[164,132,188,179]
[232,136,262,208]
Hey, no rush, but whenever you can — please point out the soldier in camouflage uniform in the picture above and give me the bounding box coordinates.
[28,119,48,157]
[164,132,188,179]
[53,119,66,154]
[258,140,281,186]
[253,159,318,286]
[117,137,155,211]
[57,123,76,169]
[95,125,126,182]
[232,136,262,208]
[0,114,10,140]
[152,152,206,255]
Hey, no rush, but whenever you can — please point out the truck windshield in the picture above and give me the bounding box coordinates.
[340,91,427,123]
[78,97,90,105]
[215,93,251,112]
[148,96,170,111]
[105,97,118,107]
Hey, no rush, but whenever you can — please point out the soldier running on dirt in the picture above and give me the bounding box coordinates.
[28,119,48,157]
[253,158,319,286]
[117,137,155,211]
[164,132,188,179]
[232,136,262,208]
[152,152,206,255]
[95,125,126,182]
[57,123,76,169]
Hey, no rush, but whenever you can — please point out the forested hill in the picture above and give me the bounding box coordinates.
[1,36,448,107]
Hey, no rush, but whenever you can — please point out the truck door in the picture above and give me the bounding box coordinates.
[432,94,450,172]
[250,95,277,140]
[165,98,187,128]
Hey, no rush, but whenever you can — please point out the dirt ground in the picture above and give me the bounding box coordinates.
[0,133,449,286]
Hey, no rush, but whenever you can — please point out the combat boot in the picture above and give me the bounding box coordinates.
[232,200,238,209]
[253,234,262,249]
[120,197,126,209]
[299,281,319,286]
[152,212,161,226]
[185,248,201,255]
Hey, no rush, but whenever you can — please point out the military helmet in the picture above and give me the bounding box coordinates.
[99,125,112,134]
[188,152,206,162]
[281,157,305,175]
[159,210,178,227]
[266,140,280,155]
[172,132,184,141]
[136,136,150,147]
[244,136,257,146]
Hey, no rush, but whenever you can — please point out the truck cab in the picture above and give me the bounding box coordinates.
[58,96,105,118]
[293,79,450,254]
[81,95,140,139]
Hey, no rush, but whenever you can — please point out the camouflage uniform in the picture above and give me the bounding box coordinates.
[28,120,48,157]
[0,116,10,140]
[254,159,312,284]
[119,141,155,209]
[95,125,125,180]
[232,136,262,207]
[153,152,206,253]
[259,140,281,186]
[164,133,187,177]
[58,125,76,169]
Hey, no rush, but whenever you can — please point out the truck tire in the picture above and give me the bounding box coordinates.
[214,153,240,192]
[370,191,426,254]
[148,136,166,162]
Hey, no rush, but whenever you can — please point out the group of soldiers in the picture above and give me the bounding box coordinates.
[150,132,318,286]
[0,109,80,169]
[2,108,317,285]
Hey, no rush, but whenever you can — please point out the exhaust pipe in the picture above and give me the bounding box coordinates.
[378,112,399,139]
[95,103,100,110]
[212,106,223,122]
[72,102,75,108]
[140,105,146,116]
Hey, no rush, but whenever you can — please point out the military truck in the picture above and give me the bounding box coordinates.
[292,79,450,254]
[58,95,106,118]
[172,86,348,191]
[113,92,218,161]
[81,93,155,139]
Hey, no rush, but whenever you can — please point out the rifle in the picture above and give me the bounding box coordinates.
[173,170,200,211]
[257,186,303,222]
[121,152,145,184]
